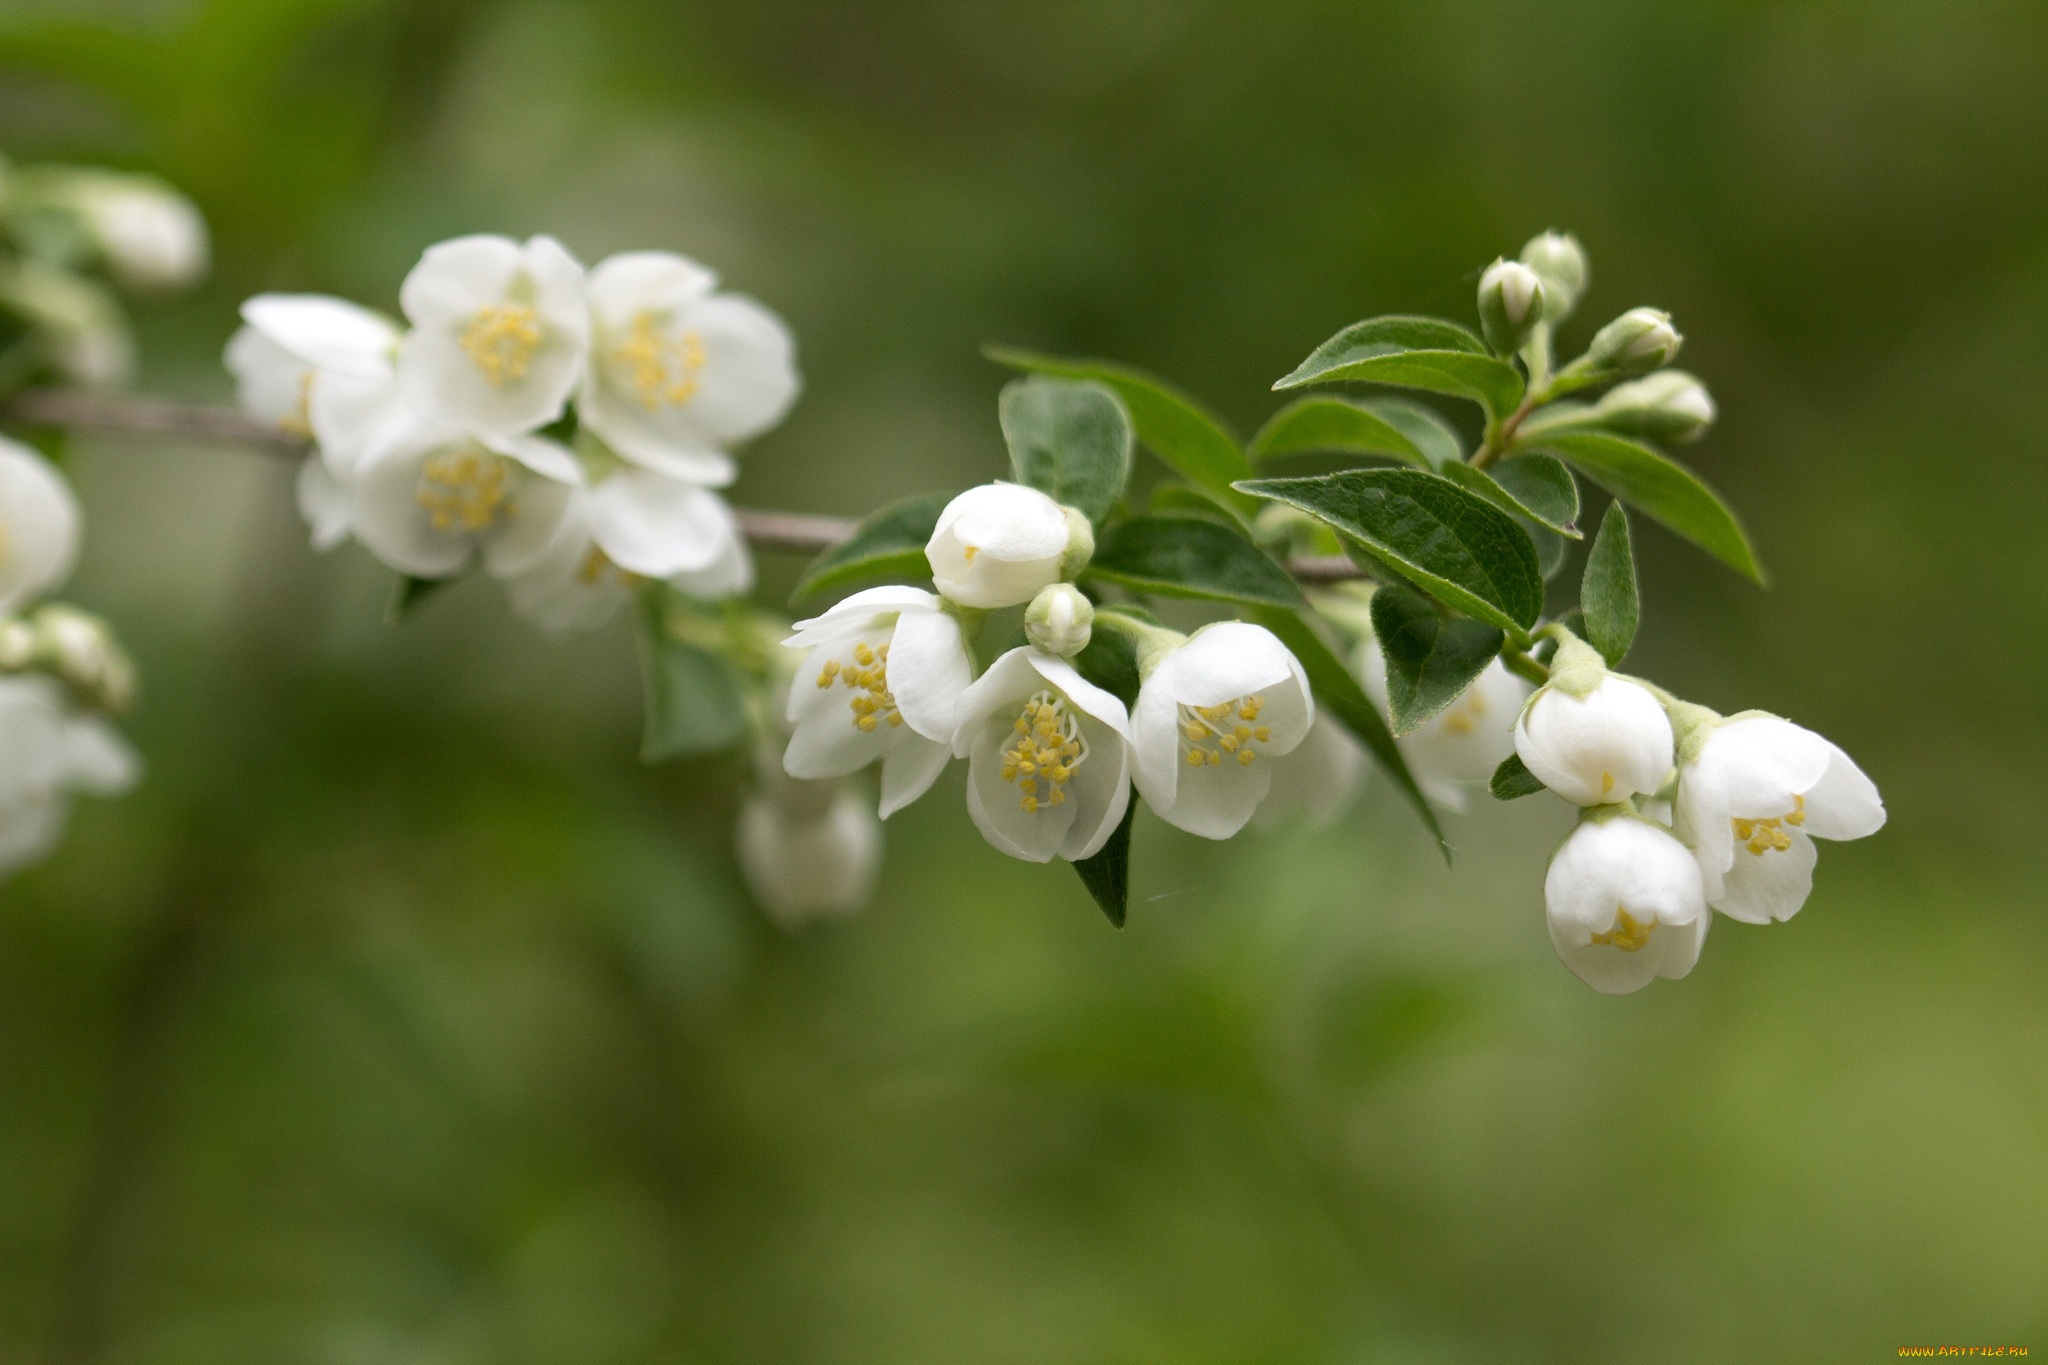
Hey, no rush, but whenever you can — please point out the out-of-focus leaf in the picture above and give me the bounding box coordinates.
[1273,315,1526,422]
[1149,481,1242,525]
[637,591,747,760]
[387,573,452,623]
[1581,501,1639,666]
[1248,396,1430,466]
[790,489,953,604]
[1368,581,1506,736]
[1085,515,1306,609]
[999,375,1133,524]
[1236,468,1544,636]
[1527,430,1763,582]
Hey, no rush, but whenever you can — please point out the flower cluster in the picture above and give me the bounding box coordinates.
[227,236,797,633]
[0,155,209,387]
[0,436,140,879]
[1514,633,1884,994]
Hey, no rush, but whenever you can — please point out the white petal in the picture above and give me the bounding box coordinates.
[1711,827,1817,925]
[295,455,353,551]
[1024,651,1131,738]
[223,326,311,430]
[1059,714,1132,861]
[926,484,1070,609]
[585,468,732,577]
[885,606,972,742]
[1799,742,1885,841]
[1253,711,1366,828]
[0,795,68,880]
[878,732,950,818]
[398,235,523,322]
[949,647,1051,757]
[307,368,407,478]
[1544,817,1707,995]
[586,251,719,325]
[1699,716,1831,819]
[240,293,399,375]
[0,437,80,613]
[61,716,140,795]
[736,790,878,927]
[964,714,1078,862]
[480,473,576,578]
[1514,677,1672,806]
[788,585,941,641]
[669,525,755,600]
[350,447,473,579]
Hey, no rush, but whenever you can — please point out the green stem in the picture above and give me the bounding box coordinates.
[1498,645,1550,686]
[1092,609,1185,678]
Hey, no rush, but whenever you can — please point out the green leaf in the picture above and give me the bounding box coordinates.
[1527,430,1763,582]
[1085,515,1306,609]
[1528,520,1568,580]
[1071,796,1138,928]
[986,346,1254,511]
[1581,501,1639,666]
[1273,315,1526,422]
[1368,581,1507,737]
[1069,621,1141,709]
[387,573,453,623]
[1248,396,1430,467]
[1436,455,1581,537]
[999,375,1133,524]
[1249,605,1448,861]
[1357,396,1466,468]
[1148,481,1241,525]
[1489,753,1547,801]
[1235,469,1544,636]
[637,592,747,761]
[790,489,954,604]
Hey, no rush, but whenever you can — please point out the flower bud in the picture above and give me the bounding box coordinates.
[74,173,210,291]
[1477,258,1546,357]
[1590,369,1716,443]
[1588,307,1682,377]
[736,790,881,929]
[0,620,34,670]
[1513,635,1673,807]
[1545,810,1707,995]
[925,483,1076,609]
[1025,583,1094,658]
[26,605,136,714]
[1519,231,1589,321]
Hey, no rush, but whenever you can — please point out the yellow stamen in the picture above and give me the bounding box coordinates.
[1590,908,1654,952]
[460,304,542,386]
[415,446,513,533]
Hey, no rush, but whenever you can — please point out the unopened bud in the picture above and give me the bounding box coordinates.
[0,619,34,670]
[1592,370,1717,444]
[1058,506,1095,582]
[1519,231,1589,321]
[27,605,135,714]
[1025,583,1094,658]
[1589,307,1682,376]
[1477,258,1545,357]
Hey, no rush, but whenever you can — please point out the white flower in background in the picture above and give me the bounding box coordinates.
[1361,644,1529,811]
[0,436,80,615]
[737,789,880,927]
[1545,811,1709,995]
[781,587,972,817]
[295,458,354,553]
[950,646,1131,863]
[1515,669,1673,807]
[0,674,139,881]
[349,422,578,580]
[71,172,209,291]
[925,483,1077,609]
[1252,710,1365,829]
[1672,714,1885,924]
[1131,621,1314,839]
[224,293,402,444]
[578,251,800,486]
[397,234,589,437]
[502,476,756,634]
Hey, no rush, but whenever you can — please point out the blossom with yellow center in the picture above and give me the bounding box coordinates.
[1545,811,1708,995]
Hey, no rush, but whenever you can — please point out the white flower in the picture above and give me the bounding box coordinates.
[349,420,578,580]
[1544,813,1709,995]
[737,790,880,927]
[0,675,139,881]
[0,436,80,615]
[224,293,404,467]
[1362,644,1529,812]
[1253,710,1366,829]
[1131,621,1313,839]
[74,174,209,290]
[925,483,1075,609]
[950,646,1131,863]
[1672,714,1885,925]
[578,251,800,486]
[1515,674,1673,807]
[782,587,974,817]
[502,475,755,634]
[295,457,354,553]
[397,234,588,437]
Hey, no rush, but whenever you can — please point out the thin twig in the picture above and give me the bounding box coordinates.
[1,388,1365,580]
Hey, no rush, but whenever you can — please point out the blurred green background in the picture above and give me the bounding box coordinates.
[2,2,2043,1361]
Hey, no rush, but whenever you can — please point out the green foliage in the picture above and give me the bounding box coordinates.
[1526,430,1763,582]
[1581,502,1639,666]
[1273,315,1526,423]
[386,573,451,623]
[637,590,748,761]
[1250,605,1448,859]
[1248,396,1431,467]
[1368,581,1506,736]
[1489,752,1547,800]
[1085,515,1306,609]
[1236,469,1544,637]
[790,489,955,603]
[987,346,1254,512]
[999,375,1134,524]
[1068,619,1142,708]
[1147,481,1242,524]
[1437,455,1581,536]
[1071,796,1137,927]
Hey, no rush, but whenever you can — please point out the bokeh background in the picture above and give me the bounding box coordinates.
[2,3,2044,1361]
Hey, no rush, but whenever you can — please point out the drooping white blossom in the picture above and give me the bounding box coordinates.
[397,234,589,437]
[225,294,407,503]
[349,421,578,580]
[782,587,974,817]
[71,172,209,291]
[1515,667,1673,807]
[1362,643,1529,812]
[1672,713,1885,925]
[1544,812,1709,995]
[737,789,880,927]
[1252,710,1366,829]
[950,646,1131,863]
[578,251,799,486]
[925,483,1075,609]
[0,436,80,615]
[1131,621,1314,839]
[0,674,139,881]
